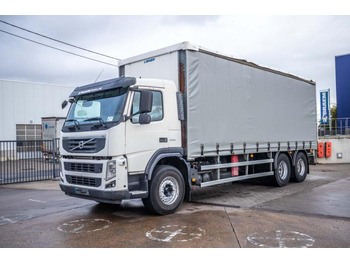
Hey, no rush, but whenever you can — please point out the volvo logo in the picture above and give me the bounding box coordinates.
[70,138,95,151]
[78,141,85,149]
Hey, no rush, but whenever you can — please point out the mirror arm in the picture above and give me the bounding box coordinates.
[123,115,130,122]
[131,111,140,117]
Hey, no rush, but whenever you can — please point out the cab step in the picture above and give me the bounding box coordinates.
[130,190,148,198]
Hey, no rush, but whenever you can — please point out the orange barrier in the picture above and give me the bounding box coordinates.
[317,142,324,158]
[325,142,332,158]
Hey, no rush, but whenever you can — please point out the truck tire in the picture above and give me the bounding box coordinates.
[291,152,308,182]
[273,153,291,187]
[142,165,185,215]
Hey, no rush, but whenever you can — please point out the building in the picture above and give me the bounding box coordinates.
[0,79,74,141]
[335,54,350,119]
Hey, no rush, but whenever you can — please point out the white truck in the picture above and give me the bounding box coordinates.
[59,42,317,215]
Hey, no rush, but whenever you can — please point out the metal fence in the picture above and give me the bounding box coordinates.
[318,118,350,136]
[0,139,60,185]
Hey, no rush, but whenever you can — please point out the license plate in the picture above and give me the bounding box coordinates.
[75,188,90,196]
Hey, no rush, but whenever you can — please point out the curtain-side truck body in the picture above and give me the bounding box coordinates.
[59,42,317,214]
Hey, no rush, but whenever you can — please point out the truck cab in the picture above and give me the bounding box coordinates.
[59,77,184,214]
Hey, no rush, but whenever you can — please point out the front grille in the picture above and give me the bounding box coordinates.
[64,162,103,173]
[62,136,105,153]
[66,175,102,187]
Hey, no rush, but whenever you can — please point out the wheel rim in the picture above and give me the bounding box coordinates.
[159,176,179,205]
[278,161,288,180]
[297,158,306,177]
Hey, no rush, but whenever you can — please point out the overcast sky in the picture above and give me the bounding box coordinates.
[1,15,349,104]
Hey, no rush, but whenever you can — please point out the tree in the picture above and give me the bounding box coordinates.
[330,105,337,129]
[331,105,337,119]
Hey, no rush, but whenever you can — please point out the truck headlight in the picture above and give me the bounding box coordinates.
[106,160,116,181]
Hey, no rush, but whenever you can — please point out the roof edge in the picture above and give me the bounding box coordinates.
[118,41,198,67]
[335,53,350,58]
[198,48,316,85]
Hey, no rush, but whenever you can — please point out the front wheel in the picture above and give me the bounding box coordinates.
[142,165,185,215]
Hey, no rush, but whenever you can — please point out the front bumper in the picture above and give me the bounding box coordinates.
[59,156,130,203]
[60,183,131,204]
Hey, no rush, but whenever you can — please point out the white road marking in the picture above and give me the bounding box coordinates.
[0,214,33,226]
[28,199,47,203]
[247,230,315,248]
[57,219,111,234]
[146,225,205,243]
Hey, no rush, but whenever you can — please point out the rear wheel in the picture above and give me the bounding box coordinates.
[142,165,185,215]
[292,152,308,182]
[273,153,291,187]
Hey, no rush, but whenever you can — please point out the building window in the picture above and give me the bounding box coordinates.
[15,124,42,152]
[16,124,42,141]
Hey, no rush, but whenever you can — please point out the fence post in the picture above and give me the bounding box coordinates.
[52,139,56,178]
[340,121,343,135]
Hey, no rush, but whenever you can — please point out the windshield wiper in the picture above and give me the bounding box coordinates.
[83,117,106,127]
[65,119,80,129]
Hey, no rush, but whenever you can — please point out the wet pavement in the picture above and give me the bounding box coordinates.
[0,164,349,248]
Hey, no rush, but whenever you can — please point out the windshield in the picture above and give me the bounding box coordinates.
[65,87,128,127]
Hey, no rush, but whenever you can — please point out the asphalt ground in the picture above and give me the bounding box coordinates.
[0,164,349,248]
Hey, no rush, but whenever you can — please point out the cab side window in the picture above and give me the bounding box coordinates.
[131,91,163,123]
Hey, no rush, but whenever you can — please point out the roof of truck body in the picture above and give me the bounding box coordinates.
[118,41,315,85]
[118,42,198,67]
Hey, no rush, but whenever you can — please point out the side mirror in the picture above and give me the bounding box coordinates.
[139,113,151,125]
[61,100,68,109]
[139,90,153,113]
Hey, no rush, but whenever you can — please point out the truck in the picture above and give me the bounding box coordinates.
[59,42,317,215]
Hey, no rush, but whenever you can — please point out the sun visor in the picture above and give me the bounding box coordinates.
[70,77,136,97]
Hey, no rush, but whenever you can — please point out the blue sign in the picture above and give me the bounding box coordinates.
[144,58,155,64]
[320,90,330,124]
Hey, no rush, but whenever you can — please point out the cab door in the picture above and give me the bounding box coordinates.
[125,88,169,174]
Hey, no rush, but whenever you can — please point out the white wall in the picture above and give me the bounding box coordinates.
[0,79,74,140]
[317,136,350,164]
[124,51,179,87]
